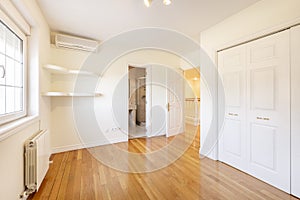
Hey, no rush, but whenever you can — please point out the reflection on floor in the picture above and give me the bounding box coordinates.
[128,123,199,140]
[128,125,147,139]
[29,125,297,200]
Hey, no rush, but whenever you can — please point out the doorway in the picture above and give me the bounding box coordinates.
[128,64,186,139]
[128,66,148,138]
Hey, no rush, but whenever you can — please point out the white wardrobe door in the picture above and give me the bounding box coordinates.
[246,30,290,192]
[218,29,291,193]
[291,25,300,198]
[218,45,247,172]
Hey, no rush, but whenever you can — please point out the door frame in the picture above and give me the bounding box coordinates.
[128,64,185,138]
[128,64,151,136]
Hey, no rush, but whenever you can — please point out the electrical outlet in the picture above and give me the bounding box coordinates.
[111,127,119,132]
[105,127,120,133]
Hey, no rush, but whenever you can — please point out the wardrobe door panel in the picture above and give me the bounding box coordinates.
[246,30,290,192]
[223,119,242,157]
[218,45,247,172]
[250,124,276,170]
[223,72,241,107]
[291,25,300,198]
[250,67,275,110]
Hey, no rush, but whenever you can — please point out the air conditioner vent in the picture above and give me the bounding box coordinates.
[54,33,99,52]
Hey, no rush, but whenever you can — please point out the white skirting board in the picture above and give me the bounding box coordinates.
[51,137,127,154]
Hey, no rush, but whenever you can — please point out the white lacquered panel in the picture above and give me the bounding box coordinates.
[218,44,247,172]
[223,119,242,157]
[223,53,241,67]
[250,123,276,170]
[250,44,276,63]
[246,30,290,193]
[250,67,275,110]
[223,72,241,107]
[291,25,300,198]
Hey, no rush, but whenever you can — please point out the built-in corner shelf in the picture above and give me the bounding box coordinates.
[42,92,102,97]
[43,64,99,77]
[42,64,102,97]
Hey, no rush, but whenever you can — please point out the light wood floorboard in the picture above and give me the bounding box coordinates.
[31,126,298,200]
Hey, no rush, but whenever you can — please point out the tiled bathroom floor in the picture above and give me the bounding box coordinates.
[129,125,147,138]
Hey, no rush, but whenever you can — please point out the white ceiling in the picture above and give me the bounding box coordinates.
[37,0,259,41]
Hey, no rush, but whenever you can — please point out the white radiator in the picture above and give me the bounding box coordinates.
[24,130,49,193]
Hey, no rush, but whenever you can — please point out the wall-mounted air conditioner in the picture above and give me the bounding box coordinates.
[54,33,99,52]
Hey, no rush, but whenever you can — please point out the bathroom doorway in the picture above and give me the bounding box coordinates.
[128,66,148,138]
[128,64,185,139]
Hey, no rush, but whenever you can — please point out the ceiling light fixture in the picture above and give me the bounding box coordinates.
[144,0,171,7]
[144,0,152,7]
[163,0,172,5]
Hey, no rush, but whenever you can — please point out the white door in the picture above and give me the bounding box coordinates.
[218,30,290,193]
[291,25,300,198]
[218,45,247,172]
[146,66,152,136]
[166,68,184,137]
[148,65,167,137]
[246,30,290,192]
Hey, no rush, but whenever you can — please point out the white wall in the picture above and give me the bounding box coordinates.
[201,0,300,56]
[49,48,185,152]
[49,47,89,151]
[200,0,300,159]
[0,0,51,199]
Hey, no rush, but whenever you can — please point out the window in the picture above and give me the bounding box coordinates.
[0,17,26,125]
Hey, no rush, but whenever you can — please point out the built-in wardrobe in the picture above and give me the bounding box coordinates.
[218,25,300,197]
[291,25,300,198]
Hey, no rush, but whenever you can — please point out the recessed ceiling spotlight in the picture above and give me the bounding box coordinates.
[144,0,152,7]
[163,0,172,5]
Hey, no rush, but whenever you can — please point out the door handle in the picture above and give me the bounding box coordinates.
[257,117,270,121]
[167,103,170,112]
[0,65,5,78]
[228,113,238,116]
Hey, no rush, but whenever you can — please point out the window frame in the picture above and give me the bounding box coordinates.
[0,9,27,126]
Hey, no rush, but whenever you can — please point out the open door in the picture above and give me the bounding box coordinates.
[145,66,152,136]
[166,68,184,137]
[128,66,148,138]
